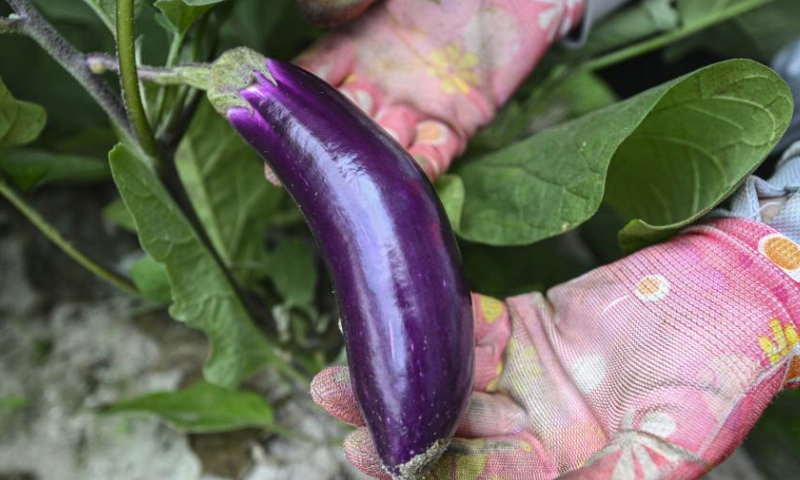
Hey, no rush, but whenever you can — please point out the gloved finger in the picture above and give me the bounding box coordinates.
[374,103,420,148]
[310,365,365,426]
[407,120,465,179]
[554,433,707,480]
[294,37,357,87]
[338,75,382,116]
[312,365,525,440]
[472,293,512,392]
[263,163,281,187]
[343,427,392,480]
[455,391,526,438]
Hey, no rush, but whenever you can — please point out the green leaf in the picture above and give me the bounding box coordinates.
[266,237,317,307]
[668,0,800,62]
[155,0,215,35]
[103,199,138,232]
[608,61,793,252]
[130,254,172,304]
[675,0,768,26]
[581,0,680,57]
[435,174,465,231]
[0,149,110,192]
[452,59,792,246]
[175,100,286,286]
[101,381,274,433]
[0,77,46,149]
[460,236,593,298]
[78,0,117,34]
[109,143,280,388]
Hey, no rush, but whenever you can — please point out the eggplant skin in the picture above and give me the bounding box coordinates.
[227,59,474,479]
[297,0,380,26]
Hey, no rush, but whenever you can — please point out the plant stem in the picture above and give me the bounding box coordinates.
[86,53,190,85]
[0,178,140,296]
[116,0,159,159]
[582,0,776,72]
[4,0,135,145]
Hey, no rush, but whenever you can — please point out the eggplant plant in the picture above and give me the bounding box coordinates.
[0,0,798,478]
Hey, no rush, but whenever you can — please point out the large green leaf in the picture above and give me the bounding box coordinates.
[155,0,215,36]
[78,0,117,34]
[109,143,279,388]
[435,174,465,230]
[130,254,172,304]
[608,62,793,252]
[175,100,285,286]
[0,149,110,192]
[472,71,617,150]
[266,237,317,307]
[103,198,138,232]
[452,60,792,246]
[0,76,46,149]
[101,381,274,433]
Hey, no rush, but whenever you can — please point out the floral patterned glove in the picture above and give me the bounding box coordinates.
[279,0,584,181]
[311,214,800,480]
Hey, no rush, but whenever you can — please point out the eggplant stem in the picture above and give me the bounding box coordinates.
[3,0,136,147]
[116,0,159,161]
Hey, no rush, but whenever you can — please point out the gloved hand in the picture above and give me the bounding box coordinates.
[311,211,800,479]
[283,0,584,180]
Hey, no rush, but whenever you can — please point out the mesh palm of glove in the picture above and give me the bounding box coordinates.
[271,0,584,182]
[311,216,800,480]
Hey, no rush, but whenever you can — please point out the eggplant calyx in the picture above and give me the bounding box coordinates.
[179,47,275,115]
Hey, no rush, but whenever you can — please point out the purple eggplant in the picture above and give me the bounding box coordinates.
[218,55,474,479]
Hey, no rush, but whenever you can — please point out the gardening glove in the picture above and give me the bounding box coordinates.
[268,0,586,183]
[309,146,800,480]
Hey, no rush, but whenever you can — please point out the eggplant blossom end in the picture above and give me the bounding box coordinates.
[386,438,449,480]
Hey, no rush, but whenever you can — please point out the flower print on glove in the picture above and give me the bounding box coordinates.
[285,0,585,181]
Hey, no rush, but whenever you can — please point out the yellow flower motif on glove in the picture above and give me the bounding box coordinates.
[427,44,481,94]
[759,318,799,365]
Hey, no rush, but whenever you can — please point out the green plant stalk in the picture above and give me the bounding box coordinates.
[116,0,159,159]
[4,0,136,146]
[582,0,777,72]
[0,178,140,296]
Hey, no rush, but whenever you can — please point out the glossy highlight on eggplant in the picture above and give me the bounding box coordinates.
[226,58,474,479]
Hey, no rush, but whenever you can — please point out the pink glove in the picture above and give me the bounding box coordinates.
[283,0,584,180]
[311,218,800,479]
